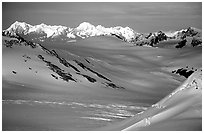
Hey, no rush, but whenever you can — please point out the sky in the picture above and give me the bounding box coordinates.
[2,2,202,33]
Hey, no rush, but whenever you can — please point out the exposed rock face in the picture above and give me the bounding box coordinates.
[172,66,198,78]
[37,54,77,82]
[191,37,202,47]
[12,71,17,74]
[175,39,187,48]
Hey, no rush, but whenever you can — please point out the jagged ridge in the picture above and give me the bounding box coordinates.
[3,21,202,47]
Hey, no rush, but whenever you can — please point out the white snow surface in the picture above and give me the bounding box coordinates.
[5,21,202,42]
[5,21,138,41]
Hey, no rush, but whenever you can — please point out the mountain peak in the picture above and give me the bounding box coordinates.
[77,22,95,30]
[7,21,32,33]
[3,21,202,47]
[79,22,94,26]
[39,23,47,27]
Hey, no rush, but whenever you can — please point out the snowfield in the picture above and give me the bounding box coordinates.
[2,22,202,131]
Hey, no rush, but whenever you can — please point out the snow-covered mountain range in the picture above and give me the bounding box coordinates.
[3,21,202,47]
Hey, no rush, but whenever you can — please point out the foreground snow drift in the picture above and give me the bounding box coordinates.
[100,69,202,131]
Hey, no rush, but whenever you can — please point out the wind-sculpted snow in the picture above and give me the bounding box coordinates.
[3,99,147,122]
[101,69,202,131]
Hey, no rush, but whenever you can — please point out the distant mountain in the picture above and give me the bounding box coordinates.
[3,21,202,48]
[3,21,137,42]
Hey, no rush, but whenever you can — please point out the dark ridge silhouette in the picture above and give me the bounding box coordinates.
[74,60,87,70]
[38,55,44,60]
[51,74,58,80]
[50,50,59,57]
[38,54,76,82]
[85,59,91,64]
[145,33,152,39]
[26,41,37,48]
[87,67,112,82]
[111,33,125,41]
[39,44,54,55]
[76,73,97,83]
[58,57,80,72]
[103,82,125,90]
[39,47,81,73]
[74,60,112,82]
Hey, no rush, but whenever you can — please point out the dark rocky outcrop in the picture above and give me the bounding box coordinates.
[3,33,38,49]
[3,32,114,84]
[111,33,126,41]
[185,27,200,37]
[74,60,112,82]
[191,38,202,47]
[175,39,187,48]
[103,82,125,90]
[157,31,167,41]
[4,40,21,48]
[172,67,195,78]
[51,74,58,79]
[12,71,17,74]
[38,47,81,73]
[26,41,37,48]
[134,31,168,47]
[4,40,14,48]
[38,54,76,82]
[38,55,44,60]
[85,59,91,64]
[58,57,80,72]
[76,73,97,83]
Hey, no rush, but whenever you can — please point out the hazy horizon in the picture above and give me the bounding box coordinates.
[3,2,202,33]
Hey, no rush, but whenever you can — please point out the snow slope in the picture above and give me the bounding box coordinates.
[2,27,202,130]
[100,68,202,131]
